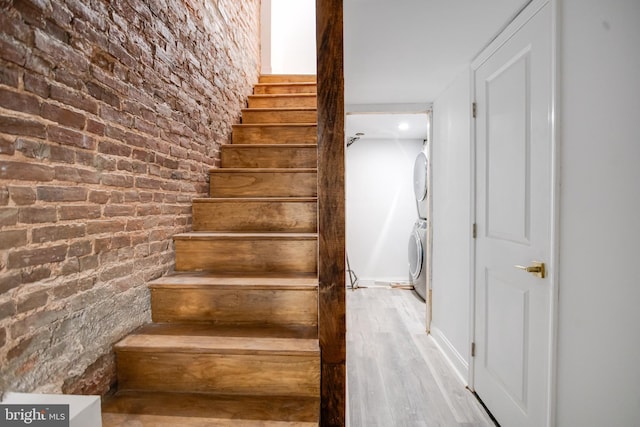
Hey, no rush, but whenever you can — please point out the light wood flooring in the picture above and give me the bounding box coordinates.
[347,287,495,427]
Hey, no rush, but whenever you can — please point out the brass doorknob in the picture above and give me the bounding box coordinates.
[514,261,545,278]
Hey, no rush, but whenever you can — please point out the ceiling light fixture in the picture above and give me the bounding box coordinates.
[398,122,409,131]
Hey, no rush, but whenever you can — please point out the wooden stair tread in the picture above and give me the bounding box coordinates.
[249,93,317,99]
[260,74,317,83]
[102,391,319,426]
[193,197,317,203]
[222,144,317,149]
[115,324,320,355]
[242,107,317,112]
[255,82,316,87]
[123,323,318,340]
[149,271,318,289]
[174,232,317,240]
[210,167,316,173]
[233,123,317,128]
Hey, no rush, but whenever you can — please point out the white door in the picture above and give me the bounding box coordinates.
[473,2,553,426]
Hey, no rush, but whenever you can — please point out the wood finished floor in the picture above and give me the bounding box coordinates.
[347,287,495,427]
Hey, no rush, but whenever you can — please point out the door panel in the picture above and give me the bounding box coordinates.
[486,51,531,244]
[473,2,552,426]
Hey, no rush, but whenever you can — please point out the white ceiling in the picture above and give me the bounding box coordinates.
[344,0,530,106]
[346,112,429,140]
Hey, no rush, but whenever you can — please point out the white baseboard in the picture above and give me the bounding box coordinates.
[430,325,469,385]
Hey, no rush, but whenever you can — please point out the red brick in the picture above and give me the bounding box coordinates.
[32,224,86,243]
[24,72,51,98]
[7,244,68,268]
[50,145,76,163]
[98,140,132,157]
[0,229,27,250]
[42,103,86,130]
[54,165,100,184]
[86,119,105,135]
[88,190,109,204]
[0,37,27,65]
[101,173,133,188]
[79,254,99,270]
[0,87,41,115]
[59,205,101,220]
[21,266,52,284]
[37,186,87,202]
[50,84,98,114]
[9,186,36,205]
[0,208,19,226]
[18,206,57,224]
[0,273,21,293]
[132,148,154,162]
[68,240,92,257]
[86,219,125,235]
[0,135,15,155]
[109,191,124,203]
[126,219,144,231]
[94,155,116,171]
[0,66,19,87]
[34,29,89,73]
[15,138,51,160]
[0,187,8,205]
[0,160,53,181]
[135,176,162,189]
[86,81,120,108]
[47,125,96,150]
[0,300,15,320]
[136,204,161,216]
[103,204,134,217]
[17,290,50,313]
[0,116,47,138]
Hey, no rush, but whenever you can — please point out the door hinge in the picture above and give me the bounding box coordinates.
[472,223,477,239]
[472,102,477,118]
[471,342,476,357]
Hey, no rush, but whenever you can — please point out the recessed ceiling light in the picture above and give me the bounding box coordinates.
[398,122,409,131]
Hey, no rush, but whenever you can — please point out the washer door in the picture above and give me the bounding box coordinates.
[413,152,428,202]
[408,229,424,281]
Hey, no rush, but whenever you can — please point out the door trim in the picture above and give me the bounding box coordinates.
[468,0,559,425]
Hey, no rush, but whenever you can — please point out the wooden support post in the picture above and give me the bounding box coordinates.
[316,0,346,425]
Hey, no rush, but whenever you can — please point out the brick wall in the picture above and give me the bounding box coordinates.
[0,0,260,393]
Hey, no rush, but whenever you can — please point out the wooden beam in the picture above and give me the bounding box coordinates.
[316,0,346,425]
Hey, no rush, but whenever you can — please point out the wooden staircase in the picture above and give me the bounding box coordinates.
[102,75,320,426]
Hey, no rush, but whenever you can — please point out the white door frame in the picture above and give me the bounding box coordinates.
[467,0,560,425]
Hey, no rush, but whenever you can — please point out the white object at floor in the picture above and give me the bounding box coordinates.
[2,392,101,427]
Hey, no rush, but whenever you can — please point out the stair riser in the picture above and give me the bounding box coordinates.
[175,239,318,274]
[254,84,317,95]
[193,200,317,233]
[210,171,317,198]
[242,110,317,124]
[221,146,317,169]
[116,352,320,397]
[248,96,317,109]
[151,288,318,326]
[232,125,317,145]
[259,75,316,83]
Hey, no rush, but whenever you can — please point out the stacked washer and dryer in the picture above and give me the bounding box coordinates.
[408,150,429,301]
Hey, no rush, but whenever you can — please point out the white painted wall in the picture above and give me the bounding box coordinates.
[346,139,423,284]
[269,0,316,74]
[426,2,640,423]
[430,69,472,379]
[556,1,640,425]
